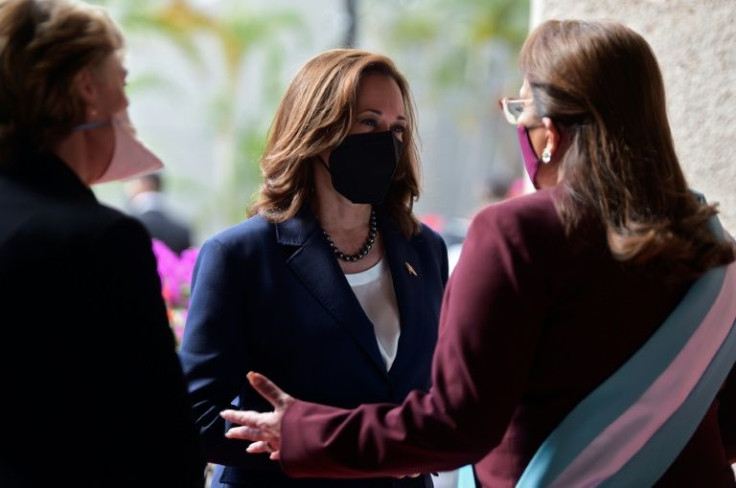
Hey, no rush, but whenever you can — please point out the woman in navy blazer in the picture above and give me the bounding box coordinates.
[179,49,448,487]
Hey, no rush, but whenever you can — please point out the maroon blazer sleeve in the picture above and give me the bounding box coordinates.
[280,191,566,478]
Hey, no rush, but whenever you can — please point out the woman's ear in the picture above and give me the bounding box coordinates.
[535,117,566,187]
[75,68,99,117]
[541,117,560,160]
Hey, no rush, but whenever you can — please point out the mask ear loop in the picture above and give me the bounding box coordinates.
[317,155,331,173]
[72,120,112,132]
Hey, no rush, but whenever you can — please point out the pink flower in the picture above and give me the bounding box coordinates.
[151,239,198,309]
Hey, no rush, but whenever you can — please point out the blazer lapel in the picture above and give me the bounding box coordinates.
[277,209,387,375]
[380,216,428,380]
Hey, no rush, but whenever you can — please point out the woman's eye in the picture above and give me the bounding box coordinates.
[392,125,405,134]
[360,119,377,127]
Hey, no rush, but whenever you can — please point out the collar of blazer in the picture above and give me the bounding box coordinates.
[2,152,96,203]
[274,205,318,247]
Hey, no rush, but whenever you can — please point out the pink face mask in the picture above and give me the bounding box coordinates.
[95,111,163,184]
[516,125,543,189]
[74,111,163,184]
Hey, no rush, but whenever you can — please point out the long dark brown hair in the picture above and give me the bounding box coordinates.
[520,19,733,281]
[248,49,422,238]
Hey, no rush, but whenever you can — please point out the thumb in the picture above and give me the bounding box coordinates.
[247,371,290,409]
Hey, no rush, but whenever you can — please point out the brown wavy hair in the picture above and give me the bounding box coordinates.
[0,0,124,162]
[520,19,733,281]
[248,48,422,238]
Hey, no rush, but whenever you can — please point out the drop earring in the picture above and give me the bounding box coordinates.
[542,149,552,164]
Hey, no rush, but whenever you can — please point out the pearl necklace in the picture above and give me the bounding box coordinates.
[321,210,377,262]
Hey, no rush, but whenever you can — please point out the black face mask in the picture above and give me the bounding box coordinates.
[320,131,401,204]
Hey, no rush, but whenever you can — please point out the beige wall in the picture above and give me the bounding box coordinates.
[531,0,736,232]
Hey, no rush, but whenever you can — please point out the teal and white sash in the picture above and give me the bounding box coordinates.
[517,219,736,488]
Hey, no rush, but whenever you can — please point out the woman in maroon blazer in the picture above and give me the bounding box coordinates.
[221,20,736,487]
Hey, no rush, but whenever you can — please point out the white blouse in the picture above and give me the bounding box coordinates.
[344,257,400,370]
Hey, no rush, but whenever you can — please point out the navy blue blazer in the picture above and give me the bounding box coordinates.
[179,206,448,487]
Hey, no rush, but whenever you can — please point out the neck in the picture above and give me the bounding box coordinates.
[313,189,372,235]
[312,157,374,232]
[53,133,99,186]
[320,208,377,262]
[53,133,94,186]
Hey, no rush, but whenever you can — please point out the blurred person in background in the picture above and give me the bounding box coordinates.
[445,170,515,273]
[125,171,193,254]
[0,0,203,486]
[220,19,736,487]
[178,49,448,488]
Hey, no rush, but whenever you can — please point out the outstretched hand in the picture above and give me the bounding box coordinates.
[220,372,295,460]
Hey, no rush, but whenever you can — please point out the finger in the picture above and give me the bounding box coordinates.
[247,371,289,408]
[224,425,265,442]
[220,409,265,431]
[245,440,272,454]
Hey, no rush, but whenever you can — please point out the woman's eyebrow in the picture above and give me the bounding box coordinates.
[358,108,406,121]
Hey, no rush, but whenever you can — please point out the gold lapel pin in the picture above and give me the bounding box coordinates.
[405,262,417,276]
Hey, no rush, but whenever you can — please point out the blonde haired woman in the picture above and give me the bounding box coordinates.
[179,49,448,488]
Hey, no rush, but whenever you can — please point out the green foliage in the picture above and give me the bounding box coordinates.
[234,125,268,213]
[125,72,178,94]
[347,0,531,170]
